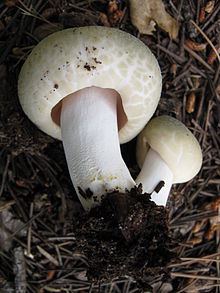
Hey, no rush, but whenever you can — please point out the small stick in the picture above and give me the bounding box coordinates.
[156,44,185,64]
[0,154,10,198]
[184,45,214,72]
[171,272,220,281]
[55,245,63,267]
[26,203,34,258]
[48,237,76,241]
[201,2,220,31]
[8,185,28,222]
[37,245,59,267]
[169,257,220,268]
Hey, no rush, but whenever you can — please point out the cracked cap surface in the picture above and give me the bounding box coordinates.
[18,26,162,143]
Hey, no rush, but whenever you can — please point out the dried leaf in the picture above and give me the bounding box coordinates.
[46,270,56,281]
[204,226,216,241]
[204,197,220,211]
[108,0,118,14]
[203,197,220,240]
[108,10,124,25]
[187,236,202,246]
[191,220,206,234]
[129,0,179,39]
[205,1,215,14]
[185,39,207,52]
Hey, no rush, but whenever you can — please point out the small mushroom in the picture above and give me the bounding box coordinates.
[136,115,202,206]
[18,26,162,210]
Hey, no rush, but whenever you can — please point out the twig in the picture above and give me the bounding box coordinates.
[26,202,34,258]
[37,245,59,266]
[184,45,214,72]
[0,154,10,198]
[171,272,220,281]
[157,44,185,64]
[8,185,28,222]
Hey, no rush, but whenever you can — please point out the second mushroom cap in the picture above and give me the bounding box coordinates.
[136,115,203,183]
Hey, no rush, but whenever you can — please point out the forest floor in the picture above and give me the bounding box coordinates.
[0,0,219,292]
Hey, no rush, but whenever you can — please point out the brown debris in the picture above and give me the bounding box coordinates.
[107,0,124,26]
[170,63,178,76]
[99,12,111,27]
[185,39,207,52]
[186,91,196,114]
[99,1,124,27]
[0,20,4,31]
[204,1,215,14]
[207,44,220,64]
[4,0,18,7]
[199,7,206,23]
[41,8,58,19]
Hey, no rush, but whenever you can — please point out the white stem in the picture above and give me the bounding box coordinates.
[135,148,173,206]
[60,86,136,210]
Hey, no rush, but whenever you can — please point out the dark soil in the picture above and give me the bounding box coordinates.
[74,187,174,283]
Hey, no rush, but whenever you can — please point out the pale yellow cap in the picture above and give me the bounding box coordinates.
[136,115,202,183]
[18,26,162,143]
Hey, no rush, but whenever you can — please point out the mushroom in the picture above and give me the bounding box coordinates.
[136,115,202,206]
[18,26,162,210]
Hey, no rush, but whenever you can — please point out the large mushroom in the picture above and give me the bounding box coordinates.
[18,26,162,210]
[136,115,202,206]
